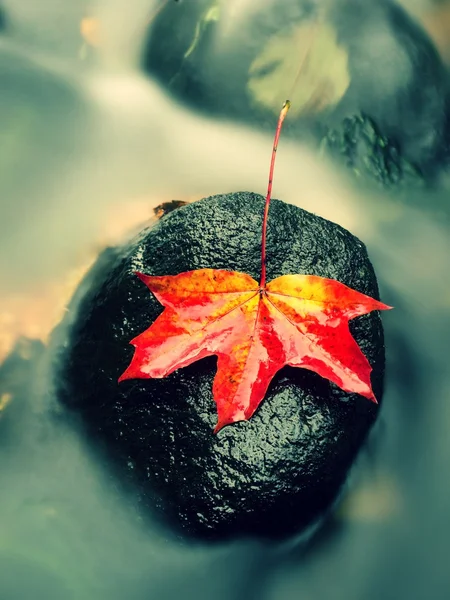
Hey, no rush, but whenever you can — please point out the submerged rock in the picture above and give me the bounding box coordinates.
[144,0,449,174]
[55,192,386,540]
[321,113,425,188]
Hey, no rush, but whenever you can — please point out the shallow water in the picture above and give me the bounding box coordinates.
[0,1,450,599]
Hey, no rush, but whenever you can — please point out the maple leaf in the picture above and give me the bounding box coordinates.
[119,269,390,432]
[119,100,391,431]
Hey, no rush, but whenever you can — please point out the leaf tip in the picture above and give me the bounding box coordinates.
[213,415,237,434]
[366,390,378,404]
[377,300,394,312]
[118,364,136,382]
[135,271,149,283]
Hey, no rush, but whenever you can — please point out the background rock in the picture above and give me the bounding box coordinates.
[143,0,450,176]
[321,113,425,189]
[55,192,386,540]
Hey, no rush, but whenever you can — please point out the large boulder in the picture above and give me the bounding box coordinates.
[143,0,449,175]
[54,192,386,540]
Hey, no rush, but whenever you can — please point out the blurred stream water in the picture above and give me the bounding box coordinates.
[0,1,449,599]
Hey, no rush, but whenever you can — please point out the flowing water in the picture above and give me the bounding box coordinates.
[0,1,449,599]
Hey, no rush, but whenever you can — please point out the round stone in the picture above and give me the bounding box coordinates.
[55,192,385,540]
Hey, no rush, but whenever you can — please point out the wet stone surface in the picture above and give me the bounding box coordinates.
[55,192,386,540]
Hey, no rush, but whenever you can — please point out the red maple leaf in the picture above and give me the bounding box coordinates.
[119,269,390,431]
[119,101,392,431]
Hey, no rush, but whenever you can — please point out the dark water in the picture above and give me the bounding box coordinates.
[0,1,450,599]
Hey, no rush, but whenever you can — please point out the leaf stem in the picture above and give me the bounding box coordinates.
[259,100,291,289]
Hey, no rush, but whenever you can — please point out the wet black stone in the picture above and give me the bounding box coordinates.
[55,192,385,540]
